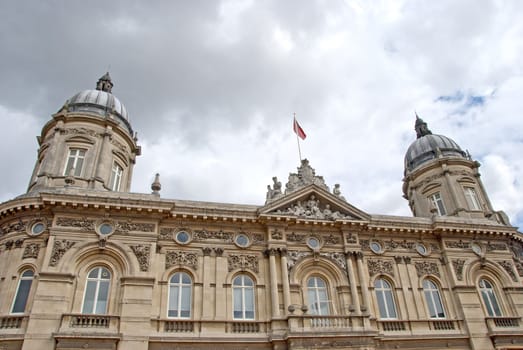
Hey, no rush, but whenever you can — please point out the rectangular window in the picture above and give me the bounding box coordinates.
[429,192,446,216]
[64,149,86,177]
[464,187,481,210]
[109,162,123,191]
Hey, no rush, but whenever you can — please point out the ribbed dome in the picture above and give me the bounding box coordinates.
[404,116,466,172]
[63,73,133,135]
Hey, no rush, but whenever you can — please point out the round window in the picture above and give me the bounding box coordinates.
[235,234,250,247]
[416,243,427,255]
[370,241,382,254]
[99,223,114,235]
[176,231,190,244]
[471,242,482,256]
[307,237,321,250]
[31,222,46,235]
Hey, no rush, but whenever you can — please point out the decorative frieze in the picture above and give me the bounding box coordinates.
[367,259,394,276]
[287,251,311,270]
[252,233,265,244]
[345,233,357,244]
[56,217,95,230]
[323,252,346,270]
[116,222,155,233]
[62,127,99,138]
[487,242,508,252]
[384,240,415,250]
[193,229,233,242]
[274,195,350,220]
[514,260,523,277]
[1,220,26,235]
[23,243,40,259]
[323,234,340,245]
[498,260,518,282]
[165,251,198,270]
[360,239,370,250]
[287,232,306,243]
[271,229,282,240]
[130,245,150,271]
[452,259,466,281]
[159,227,175,240]
[445,240,470,249]
[50,240,76,266]
[228,254,259,273]
[414,261,440,277]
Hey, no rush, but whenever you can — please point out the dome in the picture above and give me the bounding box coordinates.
[63,73,133,135]
[404,116,466,172]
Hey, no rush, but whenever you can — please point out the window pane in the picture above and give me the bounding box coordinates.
[233,289,242,312]
[376,290,388,318]
[233,276,242,286]
[181,286,191,315]
[169,287,180,316]
[12,279,32,313]
[96,281,110,314]
[243,276,253,286]
[181,273,191,284]
[74,158,84,176]
[385,291,396,318]
[82,281,96,313]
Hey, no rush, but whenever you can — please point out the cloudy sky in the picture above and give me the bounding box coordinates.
[0,1,522,229]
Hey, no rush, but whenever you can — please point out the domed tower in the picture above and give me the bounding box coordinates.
[27,73,141,193]
[402,115,508,224]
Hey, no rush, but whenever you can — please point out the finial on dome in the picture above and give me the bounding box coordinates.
[414,113,432,139]
[151,173,161,196]
[96,72,113,93]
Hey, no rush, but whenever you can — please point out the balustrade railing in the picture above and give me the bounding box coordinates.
[0,315,27,329]
[486,316,521,332]
[59,314,120,333]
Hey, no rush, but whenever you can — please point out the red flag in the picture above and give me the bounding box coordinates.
[293,117,306,140]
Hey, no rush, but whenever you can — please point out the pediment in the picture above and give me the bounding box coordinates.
[64,135,96,145]
[259,184,369,221]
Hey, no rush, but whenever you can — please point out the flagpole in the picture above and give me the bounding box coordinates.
[294,113,302,162]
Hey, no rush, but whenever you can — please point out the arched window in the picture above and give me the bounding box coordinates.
[375,278,397,319]
[423,279,445,318]
[11,269,34,314]
[233,275,255,320]
[82,267,111,314]
[307,276,330,315]
[479,279,502,317]
[64,148,86,176]
[168,272,192,318]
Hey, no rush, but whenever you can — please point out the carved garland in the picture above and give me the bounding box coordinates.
[414,261,440,277]
[130,245,150,272]
[498,261,518,282]
[56,217,95,230]
[452,259,466,281]
[49,240,76,267]
[228,254,259,273]
[367,259,394,277]
[22,243,40,259]
[165,251,198,270]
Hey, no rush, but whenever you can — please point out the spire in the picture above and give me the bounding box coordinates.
[414,113,432,139]
[96,72,113,93]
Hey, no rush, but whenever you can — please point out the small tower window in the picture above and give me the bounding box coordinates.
[109,162,123,191]
[64,148,86,177]
[429,192,446,216]
[464,187,481,210]
[11,269,34,314]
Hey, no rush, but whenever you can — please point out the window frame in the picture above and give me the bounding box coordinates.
[11,269,35,314]
[167,272,192,319]
[374,278,398,319]
[422,279,446,319]
[108,161,124,191]
[64,148,86,177]
[464,186,481,211]
[232,275,255,320]
[479,278,502,317]
[306,276,331,316]
[81,267,111,315]
[429,192,447,216]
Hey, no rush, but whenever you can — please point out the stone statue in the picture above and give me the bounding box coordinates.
[265,176,283,203]
[333,184,346,201]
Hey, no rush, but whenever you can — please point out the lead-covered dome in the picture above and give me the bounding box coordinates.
[64,73,133,134]
[404,116,466,172]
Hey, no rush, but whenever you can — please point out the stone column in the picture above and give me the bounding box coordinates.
[201,247,214,319]
[268,249,280,317]
[355,252,370,314]
[443,169,461,211]
[93,126,112,189]
[214,248,226,319]
[345,252,361,315]
[280,249,291,314]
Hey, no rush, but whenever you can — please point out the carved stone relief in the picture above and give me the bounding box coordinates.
[384,240,415,250]
[287,251,311,270]
[62,127,99,138]
[116,222,155,233]
[367,259,394,277]
[56,217,95,230]
[193,229,233,242]
[274,195,350,220]
[445,240,470,249]
[486,242,508,252]
[514,260,523,277]
[360,239,370,250]
[345,233,358,244]
[165,251,198,270]
[414,261,440,277]
[130,245,150,271]
[271,229,282,240]
[252,233,265,244]
[159,227,175,240]
[498,260,518,282]
[287,232,306,243]
[228,254,259,273]
[452,259,466,281]
[323,234,340,245]
[1,220,26,236]
[49,240,76,266]
[23,243,40,259]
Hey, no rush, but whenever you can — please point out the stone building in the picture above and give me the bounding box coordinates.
[0,74,522,350]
